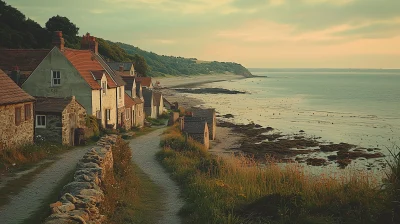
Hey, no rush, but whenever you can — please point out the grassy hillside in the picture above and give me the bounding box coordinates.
[116,42,253,77]
[0,0,252,77]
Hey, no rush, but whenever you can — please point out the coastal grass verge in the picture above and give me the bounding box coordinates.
[0,143,72,173]
[101,138,163,224]
[156,124,394,223]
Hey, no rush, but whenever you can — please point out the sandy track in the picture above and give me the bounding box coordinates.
[0,146,91,224]
[129,128,184,224]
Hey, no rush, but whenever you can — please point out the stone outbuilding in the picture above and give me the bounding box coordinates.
[0,69,35,150]
[182,116,210,150]
[35,96,87,146]
[192,107,216,140]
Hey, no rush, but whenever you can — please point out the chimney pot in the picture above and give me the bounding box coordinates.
[52,31,65,51]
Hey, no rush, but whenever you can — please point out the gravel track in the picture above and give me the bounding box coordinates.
[129,128,184,224]
[0,146,91,224]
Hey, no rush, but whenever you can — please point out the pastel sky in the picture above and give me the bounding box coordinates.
[7,0,400,68]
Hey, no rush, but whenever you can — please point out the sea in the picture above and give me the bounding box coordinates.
[185,68,400,173]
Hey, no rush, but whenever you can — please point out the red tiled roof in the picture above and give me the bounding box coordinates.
[0,69,35,105]
[63,48,117,90]
[124,93,135,108]
[135,77,152,87]
[0,49,50,72]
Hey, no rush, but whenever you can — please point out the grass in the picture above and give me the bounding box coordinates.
[0,161,55,208]
[0,143,72,173]
[101,138,164,224]
[146,117,168,126]
[156,124,394,224]
[21,169,75,224]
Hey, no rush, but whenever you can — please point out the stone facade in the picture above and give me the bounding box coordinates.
[62,99,87,145]
[134,103,145,128]
[0,102,34,150]
[44,135,117,224]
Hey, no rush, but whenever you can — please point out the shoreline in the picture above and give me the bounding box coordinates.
[157,75,387,171]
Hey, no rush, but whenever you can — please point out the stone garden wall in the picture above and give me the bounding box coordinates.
[44,135,117,224]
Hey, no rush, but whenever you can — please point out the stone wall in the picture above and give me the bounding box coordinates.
[44,135,117,224]
[135,103,144,127]
[0,102,34,150]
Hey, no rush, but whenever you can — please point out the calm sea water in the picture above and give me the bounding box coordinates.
[190,70,400,157]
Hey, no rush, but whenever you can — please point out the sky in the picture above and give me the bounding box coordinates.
[7,0,400,68]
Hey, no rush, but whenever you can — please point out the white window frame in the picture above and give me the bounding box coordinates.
[36,115,46,128]
[51,70,61,86]
[125,108,130,120]
[106,109,111,121]
[102,81,107,95]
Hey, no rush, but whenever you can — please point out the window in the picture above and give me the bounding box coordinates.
[106,109,111,121]
[125,109,130,120]
[36,115,46,128]
[119,87,122,99]
[51,70,61,86]
[102,81,107,94]
[24,104,31,120]
[15,107,22,125]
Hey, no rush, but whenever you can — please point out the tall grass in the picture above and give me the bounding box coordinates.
[157,125,391,224]
[0,143,71,172]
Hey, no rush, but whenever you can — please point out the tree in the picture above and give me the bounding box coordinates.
[132,54,149,77]
[45,15,80,48]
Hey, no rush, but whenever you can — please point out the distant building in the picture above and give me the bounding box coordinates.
[153,92,164,116]
[119,75,145,127]
[20,32,125,129]
[182,116,210,149]
[123,93,135,130]
[35,96,87,146]
[192,107,216,140]
[135,77,153,89]
[107,62,135,77]
[142,89,158,118]
[0,69,35,150]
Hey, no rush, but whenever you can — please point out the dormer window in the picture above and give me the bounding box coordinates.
[102,81,107,94]
[51,70,61,86]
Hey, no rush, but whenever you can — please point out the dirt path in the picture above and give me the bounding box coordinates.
[0,145,92,224]
[129,128,184,224]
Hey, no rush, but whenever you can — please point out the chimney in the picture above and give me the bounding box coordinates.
[81,33,98,54]
[10,66,21,86]
[119,65,124,72]
[52,31,65,51]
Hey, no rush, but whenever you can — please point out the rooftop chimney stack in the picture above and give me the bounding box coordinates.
[52,31,65,51]
[81,33,98,54]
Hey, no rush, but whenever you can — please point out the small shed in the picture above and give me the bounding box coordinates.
[183,119,209,150]
[183,116,209,149]
[35,96,87,146]
[192,107,216,140]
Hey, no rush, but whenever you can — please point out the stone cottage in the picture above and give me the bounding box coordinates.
[182,116,210,150]
[153,92,164,117]
[123,93,135,130]
[35,96,87,146]
[0,69,35,150]
[20,32,125,129]
[120,76,145,127]
[192,108,216,140]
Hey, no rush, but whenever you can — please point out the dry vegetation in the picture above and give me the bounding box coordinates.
[157,124,399,224]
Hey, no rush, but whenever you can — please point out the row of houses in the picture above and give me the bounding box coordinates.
[0,31,166,150]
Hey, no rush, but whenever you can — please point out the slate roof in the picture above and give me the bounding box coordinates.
[142,89,153,107]
[153,92,162,106]
[184,116,207,123]
[124,93,136,108]
[35,96,73,113]
[107,62,133,71]
[95,55,125,87]
[184,121,207,134]
[192,108,215,125]
[91,70,105,80]
[0,49,50,72]
[135,77,152,88]
[0,69,35,105]
[121,76,136,91]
